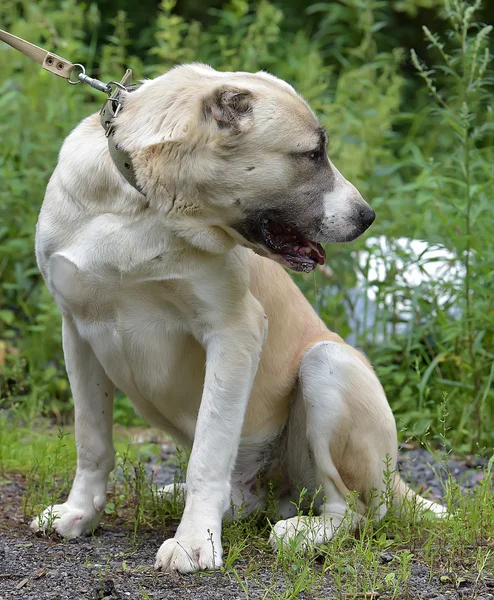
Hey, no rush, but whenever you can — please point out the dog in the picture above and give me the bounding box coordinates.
[32,64,446,573]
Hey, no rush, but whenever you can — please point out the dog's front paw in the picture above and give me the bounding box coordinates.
[155,534,223,573]
[31,502,102,537]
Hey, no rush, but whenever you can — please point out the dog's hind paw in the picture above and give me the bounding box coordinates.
[418,501,450,519]
[269,512,351,551]
[269,516,318,551]
[155,535,223,573]
[156,482,186,503]
[31,503,101,537]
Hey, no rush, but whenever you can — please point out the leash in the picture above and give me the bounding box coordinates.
[0,29,145,195]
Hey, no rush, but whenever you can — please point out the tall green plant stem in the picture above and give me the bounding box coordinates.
[459,3,482,447]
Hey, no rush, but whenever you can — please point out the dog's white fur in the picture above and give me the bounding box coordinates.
[32,64,445,573]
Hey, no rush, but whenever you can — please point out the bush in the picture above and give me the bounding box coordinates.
[0,0,492,450]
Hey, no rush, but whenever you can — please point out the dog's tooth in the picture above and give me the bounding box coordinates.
[304,247,312,255]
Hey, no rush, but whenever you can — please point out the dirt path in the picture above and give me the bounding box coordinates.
[0,449,492,600]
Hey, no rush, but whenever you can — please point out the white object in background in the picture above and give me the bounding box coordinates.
[345,236,466,344]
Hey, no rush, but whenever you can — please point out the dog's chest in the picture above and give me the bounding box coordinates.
[96,284,207,438]
[39,210,252,440]
[48,249,214,438]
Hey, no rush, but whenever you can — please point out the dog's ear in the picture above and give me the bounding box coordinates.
[203,87,254,133]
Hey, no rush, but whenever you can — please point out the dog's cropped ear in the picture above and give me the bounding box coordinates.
[203,87,254,133]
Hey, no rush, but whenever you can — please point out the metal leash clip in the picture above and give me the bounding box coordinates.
[69,63,112,94]
[99,70,134,137]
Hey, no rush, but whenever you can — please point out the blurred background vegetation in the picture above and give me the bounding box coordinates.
[0,0,492,453]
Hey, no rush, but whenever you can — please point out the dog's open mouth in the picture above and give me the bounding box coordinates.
[260,218,326,273]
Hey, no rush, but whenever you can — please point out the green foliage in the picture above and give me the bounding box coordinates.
[0,0,492,450]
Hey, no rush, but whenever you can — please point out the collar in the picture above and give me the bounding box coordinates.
[99,69,146,196]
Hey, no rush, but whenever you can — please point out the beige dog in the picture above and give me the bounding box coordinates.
[33,64,445,573]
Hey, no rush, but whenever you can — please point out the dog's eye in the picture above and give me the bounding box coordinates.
[304,148,325,162]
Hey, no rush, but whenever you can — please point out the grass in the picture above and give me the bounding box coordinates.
[0,416,158,477]
[1,422,492,598]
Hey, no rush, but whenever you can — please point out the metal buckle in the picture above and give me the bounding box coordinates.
[99,71,134,136]
[101,96,124,137]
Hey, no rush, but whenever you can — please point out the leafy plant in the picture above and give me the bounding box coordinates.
[0,0,492,450]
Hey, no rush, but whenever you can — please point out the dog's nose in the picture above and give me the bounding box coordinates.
[359,206,375,229]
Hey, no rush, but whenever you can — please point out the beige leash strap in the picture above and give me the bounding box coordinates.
[1,28,144,195]
[0,29,75,79]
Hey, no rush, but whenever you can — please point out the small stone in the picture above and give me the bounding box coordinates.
[160,443,175,459]
[456,577,472,588]
[92,579,116,599]
[380,552,394,563]
[15,578,29,590]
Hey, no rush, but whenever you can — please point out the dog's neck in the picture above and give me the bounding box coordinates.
[58,113,236,258]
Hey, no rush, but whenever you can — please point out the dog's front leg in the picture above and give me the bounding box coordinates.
[31,317,115,536]
[155,296,267,573]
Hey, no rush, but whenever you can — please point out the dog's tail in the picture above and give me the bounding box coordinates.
[392,473,448,517]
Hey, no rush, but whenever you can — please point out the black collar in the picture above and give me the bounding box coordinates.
[99,69,146,196]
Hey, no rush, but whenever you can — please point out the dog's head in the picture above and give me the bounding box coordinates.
[119,64,374,272]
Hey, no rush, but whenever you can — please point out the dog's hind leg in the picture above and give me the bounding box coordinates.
[270,340,398,550]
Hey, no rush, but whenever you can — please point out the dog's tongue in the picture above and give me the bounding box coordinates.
[306,240,326,265]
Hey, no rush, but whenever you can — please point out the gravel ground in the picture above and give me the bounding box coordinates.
[0,445,492,600]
